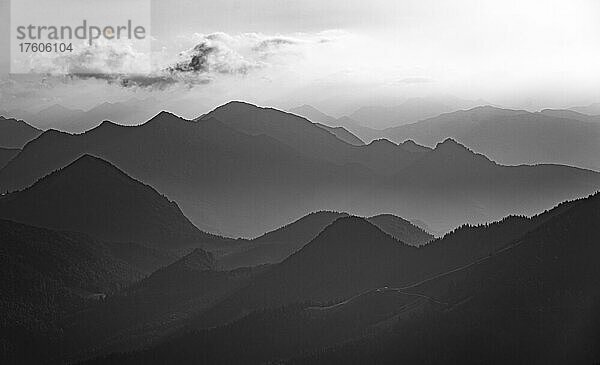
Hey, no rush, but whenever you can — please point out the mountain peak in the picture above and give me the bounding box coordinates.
[434,138,468,151]
[309,216,398,249]
[65,154,122,173]
[366,139,400,152]
[0,154,223,248]
[218,100,260,111]
[399,140,431,153]
[143,110,188,126]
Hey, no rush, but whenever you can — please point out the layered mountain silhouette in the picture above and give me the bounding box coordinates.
[220,211,433,269]
[21,98,162,134]
[383,105,600,170]
[0,104,598,237]
[367,214,433,245]
[289,104,385,142]
[85,192,600,365]
[192,188,583,329]
[193,217,417,328]
[199,101,423,175]
[289,105,339,125]
[538,108,600,123]
[569,102,600,116]
[347,96,486,129]
[348,98,452,129]
[314,123,365,145]
[0,154,228,249]
[0,116,42,148]
[292,192,600,364]
[0,147,19,169]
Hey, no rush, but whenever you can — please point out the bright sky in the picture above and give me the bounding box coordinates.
[1,0,599,112]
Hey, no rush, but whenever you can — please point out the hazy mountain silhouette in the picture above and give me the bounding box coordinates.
[569,102,600,116]
[88,193,600,365]
[349,97,454,129]
[0,105,598,237]
[0,154,228,249]
[288,104,367,145]
[219,211,348,269]
[193,188,586,329]
[383,105,600,170]
[29,98,162,133]
[314,123,365,145]
[289,105,338,125]
[0,147,19,169]
[194,217,417,328]
[538,108,600,123]
[199,101,422,175]
[333,116,384,143]
[0,116,42,148]
[367,214,433,246]
[293,192,600,364]
[0,108,407,236]
[289,104,383,142]
[220,211,434,269]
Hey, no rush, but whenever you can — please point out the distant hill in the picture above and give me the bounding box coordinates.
[90,193,600,365]
[194,217,417,328]
[220,211,434,269]
[200,101,422,176]
[383,105,600,171]
[315,123,365,146]
[0,154,228,249]
[332,116,384,143]
[367,214,433,246]
[0,104,598,237]
[219,211,348,269]
[289,105,337,125]
[0,147,19,169]
[0,116,42,148]
[28,98,162,133]
[349,97,454,129]
[289,104,383,142]
[294,192,600,364]
[538,108,600,123]
[569,102,600,116]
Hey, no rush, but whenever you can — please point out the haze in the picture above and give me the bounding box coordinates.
[1,0,599,113]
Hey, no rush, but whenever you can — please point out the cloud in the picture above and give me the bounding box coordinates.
[25,41,151,76]
[168,34,265,75]
[7,31,347,90]
[87,32,339,88]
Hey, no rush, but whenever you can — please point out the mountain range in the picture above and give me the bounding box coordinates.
[2,98,163,134]
[0,116,42,149]
[219,211,433,269]
[289,105,385,143]
[82,190,600,365]
[382,105,600,171]
[569,102,600,116]
[0,155,229,250]
[0,102,598,237]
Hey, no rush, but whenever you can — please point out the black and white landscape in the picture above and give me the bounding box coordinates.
[1,0,600,364]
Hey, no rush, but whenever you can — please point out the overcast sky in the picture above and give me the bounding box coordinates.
[1,0,599,114]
